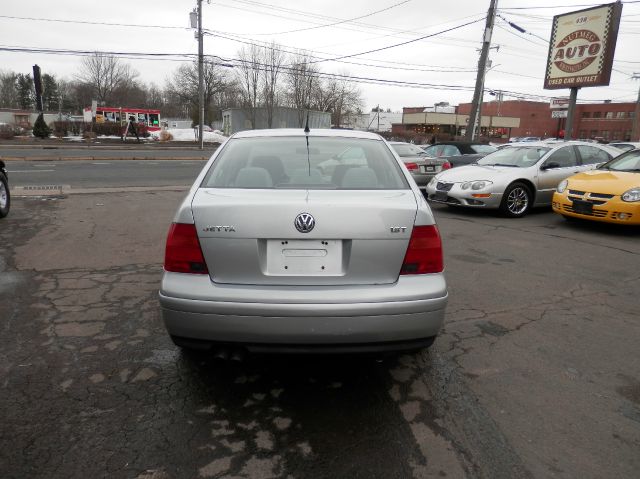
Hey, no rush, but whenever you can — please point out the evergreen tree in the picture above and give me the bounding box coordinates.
[42,74,60,111]
[33,113,51,138]
[16,73,35,110]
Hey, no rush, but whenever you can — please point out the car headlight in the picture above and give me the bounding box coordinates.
[557,179,568,193]
[427,177,438,188]
[622,188,640,202]
[461,180,492,190]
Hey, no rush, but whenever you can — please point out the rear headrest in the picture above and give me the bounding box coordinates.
[341,167,378,188]
[234,167,273,188]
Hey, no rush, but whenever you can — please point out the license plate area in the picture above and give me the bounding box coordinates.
[265,239,343,275]
[421,165,435,173]
[572,199,593,215]
[434,191,448,202]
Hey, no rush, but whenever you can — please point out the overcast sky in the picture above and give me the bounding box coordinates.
[1,0,639,111]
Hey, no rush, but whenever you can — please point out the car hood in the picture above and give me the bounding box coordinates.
[435,164,522,182]
[566,170,640,195]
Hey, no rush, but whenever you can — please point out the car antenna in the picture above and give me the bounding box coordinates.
[304,110,311,175]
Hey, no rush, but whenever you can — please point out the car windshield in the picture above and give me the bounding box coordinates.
[202,136,410,190]
[598,149,640,172]
[391,143,426,157]
[476,146,550,168]
[471,144,497,154]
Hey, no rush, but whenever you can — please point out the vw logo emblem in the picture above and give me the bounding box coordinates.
[294,213,315,233]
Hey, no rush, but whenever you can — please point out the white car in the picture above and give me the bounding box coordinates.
[425,141,622,217]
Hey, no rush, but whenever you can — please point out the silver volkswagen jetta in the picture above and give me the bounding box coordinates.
[159,128,448,354]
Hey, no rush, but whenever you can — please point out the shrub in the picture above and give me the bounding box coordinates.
[0,124,16,140]
[53,121,83,137]
[33,113,51,139]
[159,130,174,142]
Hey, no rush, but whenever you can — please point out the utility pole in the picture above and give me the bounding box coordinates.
[197,0,204,150]
[632,73,640,141]
[465,0,498,141]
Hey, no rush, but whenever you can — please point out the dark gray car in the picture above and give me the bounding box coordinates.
[421,142,497,167]
[0,160,9,218]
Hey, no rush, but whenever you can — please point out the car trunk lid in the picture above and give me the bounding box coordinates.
[191,188,418,286]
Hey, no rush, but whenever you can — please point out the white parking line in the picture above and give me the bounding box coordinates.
[92,162,111,165]
[8,170,56,173]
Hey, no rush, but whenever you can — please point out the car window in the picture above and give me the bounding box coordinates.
[609,143,635,152]
[471,145,497,154]
[391,143,425,157]
[600,149,640,171]
[543,146,578,168]
[576,145,612,165]
[477,146,550,167]
[202,136,410,190]
[422,145,460,157]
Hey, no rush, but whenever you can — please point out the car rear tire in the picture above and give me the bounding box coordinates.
[0,173,10,218]
[500,182,531,218]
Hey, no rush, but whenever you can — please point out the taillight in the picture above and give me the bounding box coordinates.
[404,162,419,171]
[442,161,452,170]
[400,225,444,274]
[164,223,209,274]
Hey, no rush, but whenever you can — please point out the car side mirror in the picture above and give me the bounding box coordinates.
[541,161,560,170]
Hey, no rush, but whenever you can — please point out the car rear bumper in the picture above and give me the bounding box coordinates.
[159,272,447,347]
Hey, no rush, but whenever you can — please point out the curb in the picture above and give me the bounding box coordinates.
[10,185,190,196]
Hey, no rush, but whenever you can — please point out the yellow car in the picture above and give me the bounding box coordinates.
[552,149,640,225]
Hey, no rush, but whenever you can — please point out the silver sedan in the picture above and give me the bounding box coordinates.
[159,129,448,354]
[425,141,622,217]
[388,141,451,190]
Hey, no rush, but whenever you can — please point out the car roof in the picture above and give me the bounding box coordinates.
[429,141,487,146]
[610,141,640,147]
[231,128,383,140]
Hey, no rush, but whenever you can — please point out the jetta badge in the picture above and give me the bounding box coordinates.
[294,213,315,233]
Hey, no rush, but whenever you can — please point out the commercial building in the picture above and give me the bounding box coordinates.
[393,100,638,142]
[221,107,330,135]
[458,100,637,141]
[392,106,520,140]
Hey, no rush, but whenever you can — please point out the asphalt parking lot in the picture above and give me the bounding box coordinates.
[1,191,638,479]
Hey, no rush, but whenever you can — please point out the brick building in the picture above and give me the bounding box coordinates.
[457,100,637,141]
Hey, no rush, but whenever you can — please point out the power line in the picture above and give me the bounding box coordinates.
[306,17,486,65]
[0,14,188,30]
[229,0,414,36]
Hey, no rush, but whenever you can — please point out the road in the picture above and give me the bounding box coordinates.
[0,145,216,161]
[0,185,639,478]
[6,159,206,189]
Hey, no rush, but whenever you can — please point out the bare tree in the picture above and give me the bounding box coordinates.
[76,53,138,104]
[262,42,285,128]
[324,75,363,127]
[286,51,320,127]
[236,45,262,129]
[166,58,235,125]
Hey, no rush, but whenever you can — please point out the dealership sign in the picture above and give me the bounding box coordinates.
[544,2,622,89]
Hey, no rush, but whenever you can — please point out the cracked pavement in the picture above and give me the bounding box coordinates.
[1,193,639,478]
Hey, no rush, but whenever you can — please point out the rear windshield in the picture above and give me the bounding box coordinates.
[201,136,410,190]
